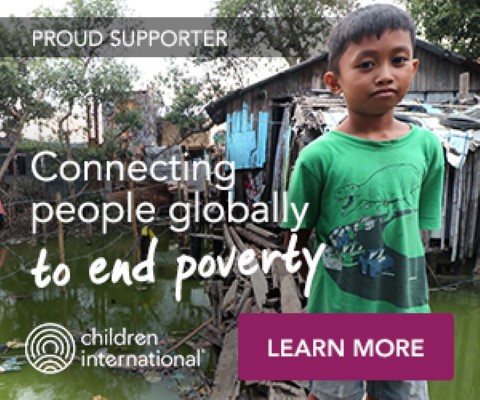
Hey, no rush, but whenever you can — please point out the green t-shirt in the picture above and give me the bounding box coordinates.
[282,126,444,313]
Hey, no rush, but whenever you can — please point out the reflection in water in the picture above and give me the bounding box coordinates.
[0,232,209,400]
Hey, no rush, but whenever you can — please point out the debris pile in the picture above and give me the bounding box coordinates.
[207,223,308,399]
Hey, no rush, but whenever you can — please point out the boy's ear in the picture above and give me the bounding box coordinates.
[411,58,419,77]
[324,71,342,95]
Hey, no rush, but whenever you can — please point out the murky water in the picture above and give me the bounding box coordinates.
[429,289,480,400]
[0,230,478,400]
[0,229,211,399]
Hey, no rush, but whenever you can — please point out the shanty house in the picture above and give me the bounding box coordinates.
[206,39,480,270]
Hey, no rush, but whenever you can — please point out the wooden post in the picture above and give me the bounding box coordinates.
[204,174,209,237]
[177,181,185,249]
[181,151,189,250]
[204,174,209,204]
[459,72,470,102]
[37,207,48,246]
[129,181,140,263]
[182,151,189,202]
[56,192,66,294]
[204,150,210,205]
[56,192,65,265]
[86,209,93,245]
[468,152,480,258]
[440,164,449,250]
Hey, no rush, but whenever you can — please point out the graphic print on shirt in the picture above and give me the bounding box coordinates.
[323,163,425,308]
[334,163,421,221]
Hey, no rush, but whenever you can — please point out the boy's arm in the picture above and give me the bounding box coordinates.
[419,135,444,230]
[284,228,312,281]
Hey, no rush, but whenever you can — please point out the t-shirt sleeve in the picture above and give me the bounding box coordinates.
[281,155,321,231]
[419,135,444,230]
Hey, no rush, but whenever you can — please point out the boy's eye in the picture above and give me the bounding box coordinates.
[392,56,408,65]
[356,61,374,69]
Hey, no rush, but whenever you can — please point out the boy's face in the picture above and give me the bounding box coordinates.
[325,29,419,116]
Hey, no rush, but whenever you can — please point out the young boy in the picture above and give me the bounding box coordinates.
[282,4,444,400]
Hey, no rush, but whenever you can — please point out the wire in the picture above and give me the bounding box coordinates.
[0,268,26,281]
[2,182,172,207]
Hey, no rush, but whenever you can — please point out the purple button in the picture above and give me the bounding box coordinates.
[238,313,454,380]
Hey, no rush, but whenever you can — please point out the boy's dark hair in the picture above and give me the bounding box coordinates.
[327,4,416,74]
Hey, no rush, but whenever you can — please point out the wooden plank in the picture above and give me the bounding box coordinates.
[272,256,302,312]
[250,262,268,309]
[229,226,247,252]
[459,157,471,261]
[189,233,224,241]
[236,226,281,250]
[459,72,470,101]
[271,257,280,289]
[211,328,239,400]
[467,152,480,257]
[222,279,238,311]
[450,167,462,262]
[232,224,271,312]
[440,164,450,250]
[235,286,253,318]
[268,381,307,399]
[280,273,302,313]
[273,255,290,280]
[240,296,255,314]
[250,243,263,260]
[223,223,235,251]
[246,223,277,240]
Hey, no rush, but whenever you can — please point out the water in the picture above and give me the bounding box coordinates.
[0,231,478,400]
[0,230,211,400]
[429,289,480,399]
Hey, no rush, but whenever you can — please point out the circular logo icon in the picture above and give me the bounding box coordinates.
[25,323,76,374]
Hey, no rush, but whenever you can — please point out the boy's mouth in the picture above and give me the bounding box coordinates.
[370,88,397,97]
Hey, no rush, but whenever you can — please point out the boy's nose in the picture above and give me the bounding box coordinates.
[375,65,394,85]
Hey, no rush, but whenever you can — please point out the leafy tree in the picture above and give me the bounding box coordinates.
[155,65,223,137]
[28,0,138,196]
[406,0,480,60]
[0,0,139,191]
[213,0,355,65]
[0,58,54,182]
[156,0,355,140]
